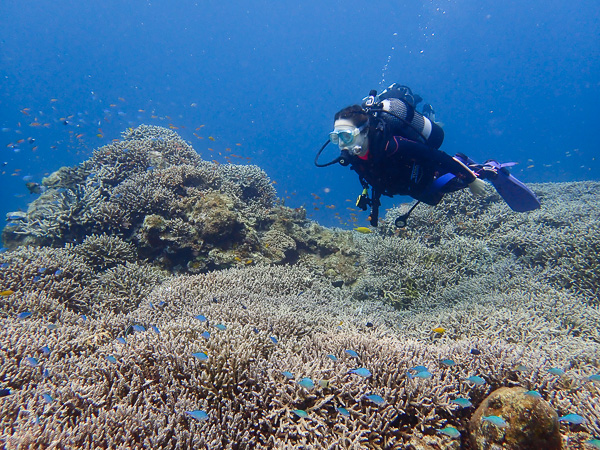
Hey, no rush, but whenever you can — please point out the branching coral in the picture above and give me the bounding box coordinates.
[1,126,316,274]
[73,234,138,270]
[1,139,599,448]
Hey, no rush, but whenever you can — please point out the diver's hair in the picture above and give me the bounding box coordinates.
[334,105,369,127]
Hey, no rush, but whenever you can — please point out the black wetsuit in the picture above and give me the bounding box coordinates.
[348,127,476,224]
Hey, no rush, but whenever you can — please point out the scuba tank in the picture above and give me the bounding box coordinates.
[363,84,444,149]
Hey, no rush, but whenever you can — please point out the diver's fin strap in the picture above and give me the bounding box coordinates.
[471,159,541,212]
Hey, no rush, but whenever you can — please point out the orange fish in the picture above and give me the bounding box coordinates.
[76,133,84,139]
[50,99,58,102]
[118,97,126,102]
[29,122,41,127]
[208,136,215,141]
[20,109,30,116]
[195,125,205,130]
[235,143,242,146]
[0,290,14,296]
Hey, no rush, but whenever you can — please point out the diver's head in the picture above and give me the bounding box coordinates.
[331,105,369,157]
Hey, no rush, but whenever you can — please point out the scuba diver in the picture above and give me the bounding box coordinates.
[315,83,540,227]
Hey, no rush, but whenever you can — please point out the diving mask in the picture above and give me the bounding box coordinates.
[329,122,367,147]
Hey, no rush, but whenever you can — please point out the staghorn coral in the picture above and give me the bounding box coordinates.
[1,164,600,448]
[73,234,138,270]
[2,126,350,276]
[87,262,169,314]
[0,241,166,316]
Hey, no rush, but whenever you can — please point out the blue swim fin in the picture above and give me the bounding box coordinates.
[480,160,541,212]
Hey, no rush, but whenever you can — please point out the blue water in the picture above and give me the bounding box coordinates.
[1,0,598,240]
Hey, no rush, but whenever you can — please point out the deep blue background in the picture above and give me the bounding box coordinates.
[1,0,599,240]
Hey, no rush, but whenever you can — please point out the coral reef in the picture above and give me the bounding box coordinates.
[2,125,355,279]
[1,127,599,448]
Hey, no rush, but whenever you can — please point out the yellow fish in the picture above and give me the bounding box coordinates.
[353,227,372,234]
[0,290,14,296]
[432,327,445,334]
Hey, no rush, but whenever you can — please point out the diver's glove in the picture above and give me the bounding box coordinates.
[468,178,487,197]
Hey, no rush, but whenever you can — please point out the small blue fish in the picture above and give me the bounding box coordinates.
[54,269,63,276]
[292,409,308,418]
[514,365,529,372]
[587,374,600,382]
[39,346,51,356]
[482,415,508,428]
[297,378,315,390]
[201,331,210,339]
[282,371,294,379]
[350,368,372,378]
[451,397,473,408]
[466,376,486,385]
[41,393,54,403]
[46,323,58,330]
[215,324,226,331]
[548,367,565,376]
[80,314,87,322]
[524,390,542,398]
[409,370,432,379]
[192,352,208,361]
[365,394,385,406]
[337,406,350,417]
[559,413,585,425]
[16,311,32,320]
[345,349,359,358]
[0,388,11,397]
[42,369,50,378]
[195,314,207,322]
[26,357,39,367]
[186,410,209,422]
[270,336,278,344]
[438,426,461,438]
[151,325,160,334]
[115,337,126,344]
[409,365,428,373]
[440,359,456,367]
[38,267,47,273]
[132,324,145,333]
[105,355,117,364]
[33,276,41,282]
[252,327,259,334]
[0,263,9,268]
[327,354,338,362]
